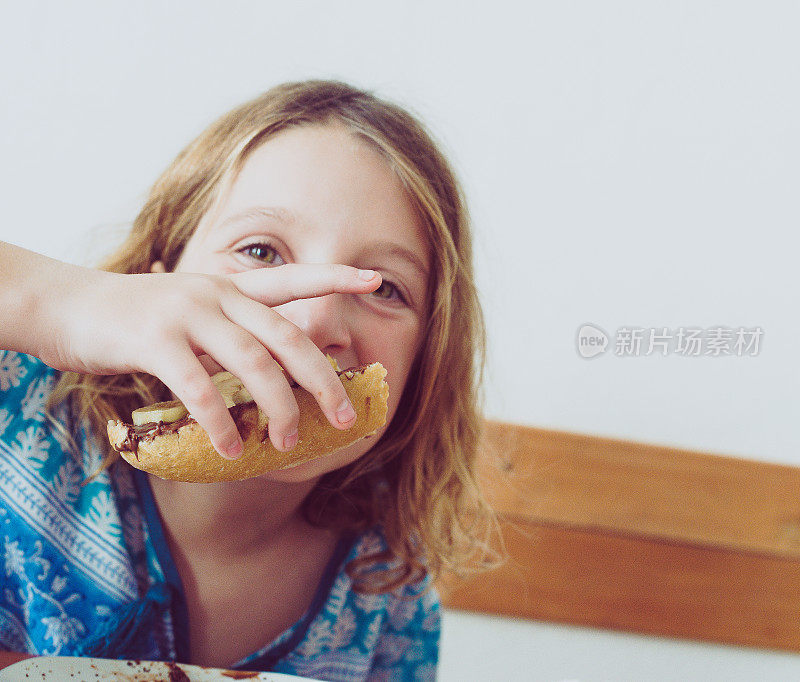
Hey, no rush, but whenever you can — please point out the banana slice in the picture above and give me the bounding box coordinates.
[211,370,238,385]
[211,371,244,393]
[232,386,254,405]
[134,358,344,427]
[211,358,339,406]
[210,357,340,410]
[132,400,189,426]
[211,371,253,407]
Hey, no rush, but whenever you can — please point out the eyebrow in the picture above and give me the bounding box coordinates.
[220,206,429,278]
[364,241,429,278]
[220,206,294,230]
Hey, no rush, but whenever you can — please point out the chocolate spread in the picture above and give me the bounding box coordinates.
[113,403,255,455]
[113,364,371,455]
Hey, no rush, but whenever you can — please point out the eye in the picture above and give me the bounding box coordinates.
[370,278,407,304]
[237,241,285,266]
[235,241,409,305]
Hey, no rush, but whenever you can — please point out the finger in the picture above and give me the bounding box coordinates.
[153,352,243,460]
[219,294,358,432]
[189,320,301,454]
[228,263,381,307]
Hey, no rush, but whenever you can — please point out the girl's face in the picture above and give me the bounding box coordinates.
[169,123,430,483]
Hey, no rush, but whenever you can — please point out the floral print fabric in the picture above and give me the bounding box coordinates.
[0,351,440,679]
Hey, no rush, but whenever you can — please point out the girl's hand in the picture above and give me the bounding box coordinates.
[48,265,382,459]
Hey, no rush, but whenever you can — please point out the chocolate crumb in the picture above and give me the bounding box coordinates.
[167,661,191,682]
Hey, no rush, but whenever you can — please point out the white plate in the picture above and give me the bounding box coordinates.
[0,656,320,681]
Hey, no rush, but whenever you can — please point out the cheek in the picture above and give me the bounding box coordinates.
[383,325,423,403]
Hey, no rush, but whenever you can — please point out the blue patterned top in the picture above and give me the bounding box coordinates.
[0,351,440,680]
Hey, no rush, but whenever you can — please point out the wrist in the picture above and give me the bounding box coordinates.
[37,263,113,371]
[0,243,89,363]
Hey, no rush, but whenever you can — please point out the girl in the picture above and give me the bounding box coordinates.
[0,80,498,679]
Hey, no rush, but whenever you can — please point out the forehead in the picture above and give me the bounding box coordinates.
[206,124,431,270]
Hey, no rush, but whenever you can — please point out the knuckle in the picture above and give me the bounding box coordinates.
[181,377,219,410]
[219,421,241,444]
[333,386,350,411]
[284,399,301,424]
[141,328,184,369]
[228,328,258,357]
[275,320,305,348]
[246,348,275,375]
[265,381,298,418]
[323,373,345,402]
[186,273,227,301]
[233,341,279,381]
[213,275,238,297]
[156,324,184,348]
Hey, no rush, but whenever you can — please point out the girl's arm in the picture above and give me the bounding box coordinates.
[0,240,97,364]
[0,240,378,458]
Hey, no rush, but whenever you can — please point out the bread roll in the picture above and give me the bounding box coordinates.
[107,362,388,482]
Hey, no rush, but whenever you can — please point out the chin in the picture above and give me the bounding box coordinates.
[256,438,374,484]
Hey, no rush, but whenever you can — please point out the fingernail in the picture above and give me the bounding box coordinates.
[223,439,243,459]
[283,429,298,450]
[358,269,378,281]
[336,400,356,424]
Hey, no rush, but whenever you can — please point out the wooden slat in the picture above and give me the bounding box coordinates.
[437,420,800,652]
[440,517,800,652]
[477,421,800,558]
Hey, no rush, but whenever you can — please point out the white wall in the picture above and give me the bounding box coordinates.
[2,2,798,677]
[2,1,796,465]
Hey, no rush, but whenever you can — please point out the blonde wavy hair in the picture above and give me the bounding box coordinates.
[48,80,502,593]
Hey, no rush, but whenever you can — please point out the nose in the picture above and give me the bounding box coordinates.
[273,293,353,358]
